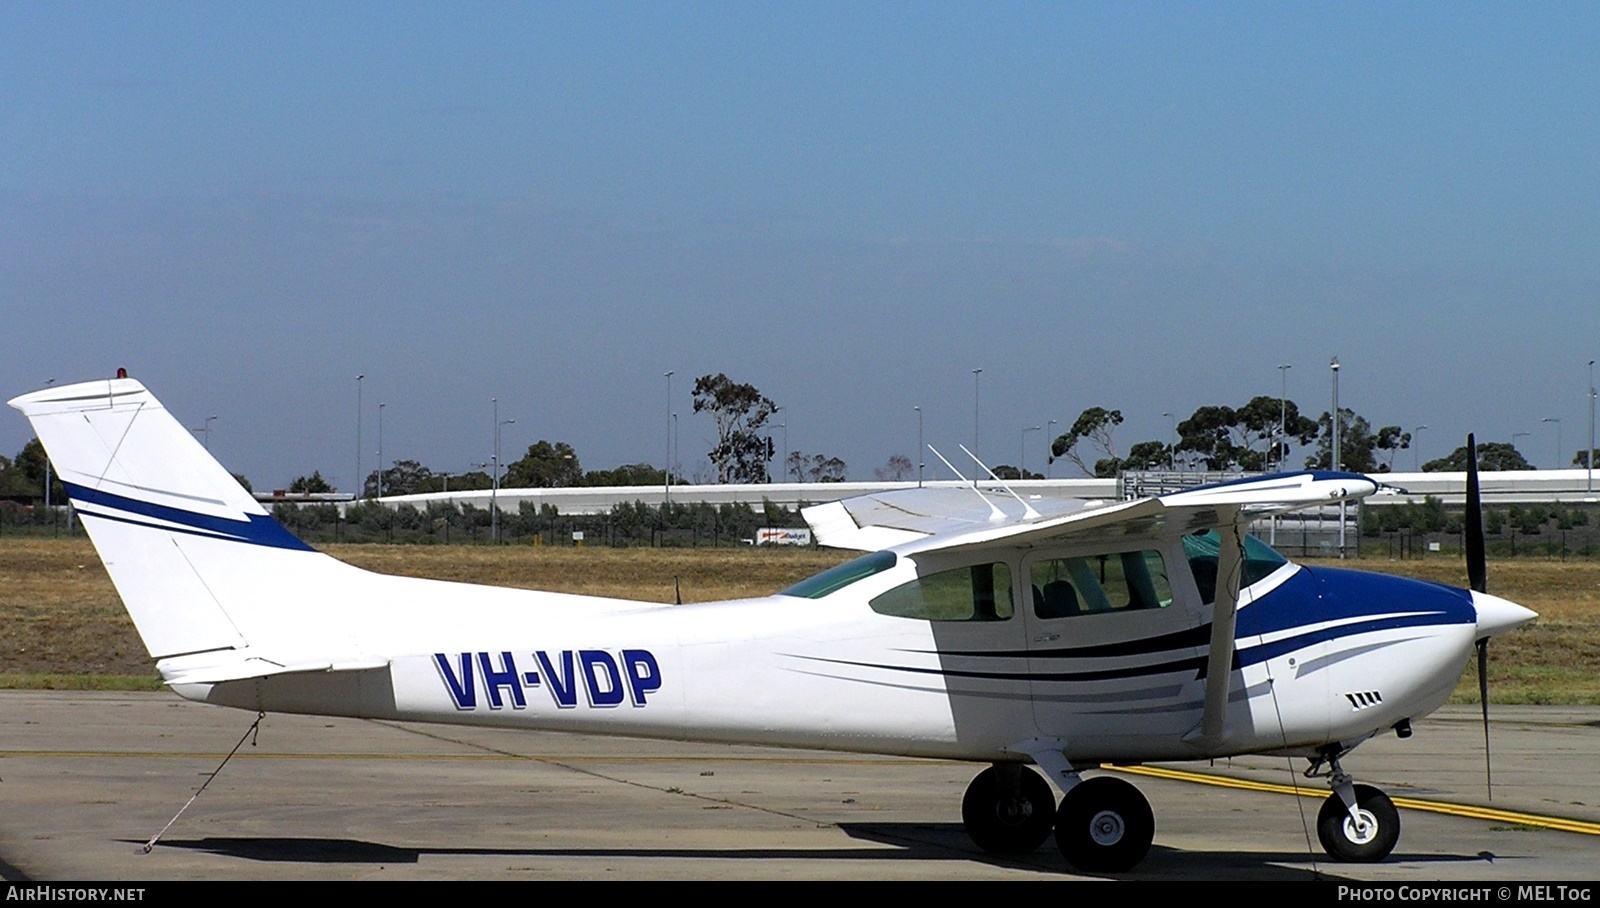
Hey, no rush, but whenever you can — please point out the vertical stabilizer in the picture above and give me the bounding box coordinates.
[8,377,329,662]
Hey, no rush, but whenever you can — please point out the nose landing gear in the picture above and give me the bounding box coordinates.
[1308,750,1401,862]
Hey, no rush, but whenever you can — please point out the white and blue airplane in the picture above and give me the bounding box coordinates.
[9,375,1535,873]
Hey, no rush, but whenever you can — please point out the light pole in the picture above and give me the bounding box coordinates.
[1277,364,1292,472]
[1021,426,1041,478]
[470,461,489,528]
[1589,360,1596,495]
[1046,418,1058,478]
[194,415,217,450]
[1542,418,1562,470]
[43,378,54,516]
[376,403,385,497]
[1413,425,1428,471]
[355,374,364,498]
[1331,357,1343,557]
[664,371,673,502]
[915,407,924,487]
[781,421,789,482]
[492,404,515,543]
[671,412,678,486]
[972,368,983,461]
[1330,358,1341,472]
[491,399,500,541]
[768,409,780,485]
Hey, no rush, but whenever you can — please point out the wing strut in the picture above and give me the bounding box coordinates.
[926,445,1006,521]
[1199,506,1243,744]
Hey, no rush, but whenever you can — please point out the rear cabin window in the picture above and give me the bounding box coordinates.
[870,562,1014,621]
[1030,550,1173,619]
[1181,530,1289,604]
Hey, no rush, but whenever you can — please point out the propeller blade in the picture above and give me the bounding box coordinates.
[1465,434,1487,594]
[1478,639,1493,800]
[1466,434,1492,798]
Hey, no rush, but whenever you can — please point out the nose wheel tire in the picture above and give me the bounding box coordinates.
[1317,784,1400,862]
[961,766,1057,854]
[1054,776,1154,872]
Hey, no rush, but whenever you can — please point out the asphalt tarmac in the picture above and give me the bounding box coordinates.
[1,692,1596,881]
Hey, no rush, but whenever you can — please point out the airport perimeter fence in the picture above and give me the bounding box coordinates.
[265,498,812,547]
[3,498,1598,558]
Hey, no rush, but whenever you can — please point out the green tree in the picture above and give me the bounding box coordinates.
[1421,443,1533,472]
[288,471,335,493]
[1112,440,1173,474]
[1304,410,1409,473]
[1174,398,1318,472]
[1049,408,1124,476]
[693,374,777,483]
[1374,425,1413,471]
[785,451,847,482]
[1574,448,1600,468]
[7,438,63,502]
[502,441,582,488]
[874,454,914,481]
[992,464,1044,480]
[415,469,493,493]
[364,459,433,497]
[584,463,673,486]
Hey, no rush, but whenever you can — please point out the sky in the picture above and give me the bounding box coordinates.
[4,2,1599,490]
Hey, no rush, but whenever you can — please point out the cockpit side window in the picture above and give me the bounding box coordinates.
[1029,549,1173,619]
[1181,530,1289,604]
[869,562,1014,621]
[781,550,897,599]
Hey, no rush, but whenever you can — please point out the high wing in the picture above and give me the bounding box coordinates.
[803,471,1380,555]
[804,469,1379,752]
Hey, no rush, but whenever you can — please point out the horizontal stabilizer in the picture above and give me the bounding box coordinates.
[157,649,391,686]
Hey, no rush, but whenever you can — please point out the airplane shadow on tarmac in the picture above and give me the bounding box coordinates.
[120,824,1499,878]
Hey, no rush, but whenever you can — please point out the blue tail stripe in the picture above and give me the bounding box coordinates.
[63,481,314,552]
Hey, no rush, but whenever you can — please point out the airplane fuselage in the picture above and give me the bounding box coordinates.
[179,545,1478,766]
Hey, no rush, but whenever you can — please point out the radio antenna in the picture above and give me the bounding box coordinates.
[959,444,1041,519]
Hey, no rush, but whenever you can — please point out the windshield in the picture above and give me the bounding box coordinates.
[1181,530,1289,604]
[781,550,897,599]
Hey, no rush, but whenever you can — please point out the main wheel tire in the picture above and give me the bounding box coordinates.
[1317,784,1400,863]
[1054,776,1154,873]
[961,765,1057,854]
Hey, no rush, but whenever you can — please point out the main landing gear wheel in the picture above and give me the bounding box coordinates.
[961,765,1057,854]
[1317,784,1400,862]
[1054,776,1154,872]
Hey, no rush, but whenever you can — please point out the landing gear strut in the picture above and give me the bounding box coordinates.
[1308,750,1400,862]
[961,764,1056,854]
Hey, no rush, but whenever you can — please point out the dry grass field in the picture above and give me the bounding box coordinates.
[3,538,1595,703]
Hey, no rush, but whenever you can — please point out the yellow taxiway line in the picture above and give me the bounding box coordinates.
[1110,763,1600,836]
